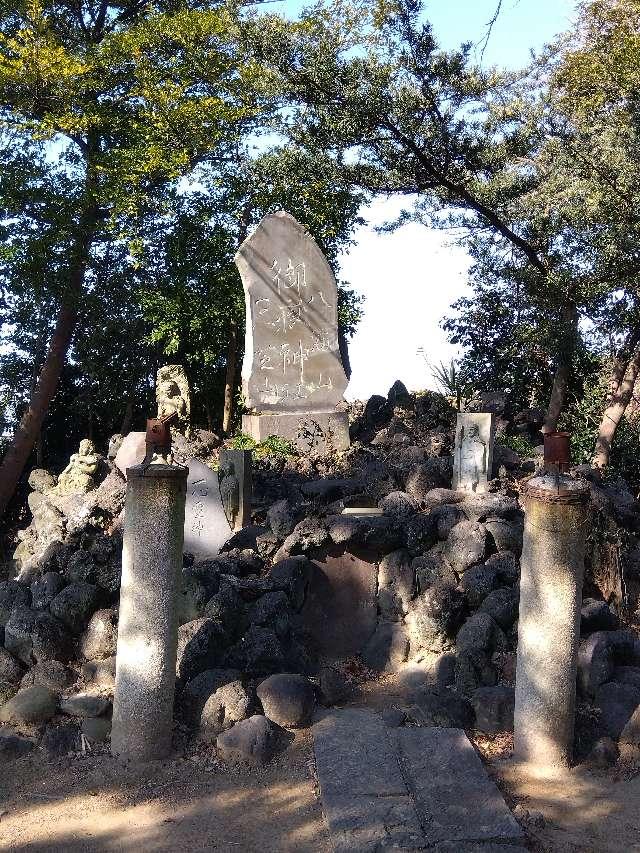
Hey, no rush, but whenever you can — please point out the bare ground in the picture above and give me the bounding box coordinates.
[2,671,640,853]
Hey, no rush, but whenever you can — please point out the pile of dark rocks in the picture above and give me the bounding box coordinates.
[2,382,640,768]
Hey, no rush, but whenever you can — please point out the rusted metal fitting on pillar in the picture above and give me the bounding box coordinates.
[543,432,571,474]
[523,472,590,505]
[141,411,180,471]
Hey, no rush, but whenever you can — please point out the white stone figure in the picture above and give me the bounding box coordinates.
[452,413,495,493]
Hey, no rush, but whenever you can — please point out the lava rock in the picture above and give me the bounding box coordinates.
[458,563,500,608]
[0,648,25,684]
[301,479,363,502]
[379,491,419,522]
[455,649,498,696]
[432,504,467,540]
[267,499,303,538]
[484,551,519,586]
[0,685,58,724]
[216,714,282,767]
[478,587,520,629]
[578,630,640,697]
[461,494,519,522]
[405,513,439,557]
[328,514,403,552]
[28,468,56,493]
[361,621,409,672]
[378,549,414,620]
[405,463,449,504]
[30,572,66,610]
[444,521,488,573]
[485,518,523,554]
[81,657,116,688]
[581,599,619,634]
[281,517,329,555]
[5,607,73,665]
[176,618,225,686]
[178,570,209,624]
[80,608,118,660]
[257,673,315,728]
[20,659,74,692]
[405,585,464,654]
[248,591,291,638]
[594,681,640,739]
[0,580,31,626]
[60,693,111,718]
[226,625,286,676]
[587,736,619,768]
[270,556,312,611]
[472,685,515,734]
[413,552,457,593]
[82,716,112,743]
[456,613,507,655]
[50,582,101,634]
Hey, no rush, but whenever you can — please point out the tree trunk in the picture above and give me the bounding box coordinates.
[543,303,577,434]
[0,297,80,518]
[222,320,238,435]
[0,207,96,519]
[542,363,570,434]
[593,347,640,470]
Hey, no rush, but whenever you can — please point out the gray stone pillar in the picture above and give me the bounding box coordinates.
[513,474,590,768]
[111,463,187,760]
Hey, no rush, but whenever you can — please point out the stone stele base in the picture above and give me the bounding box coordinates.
[242,411,350,454]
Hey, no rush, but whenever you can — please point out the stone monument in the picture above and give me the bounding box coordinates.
[236,211,350,454]
[183,458,231,561]
[452,413,495,494]
[218,449,252,531]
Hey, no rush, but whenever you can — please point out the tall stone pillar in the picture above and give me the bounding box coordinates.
[513,474,590,768]
[111,463,187,760]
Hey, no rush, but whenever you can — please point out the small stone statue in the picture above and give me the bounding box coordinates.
[107,434,124,460]
[459,422,488,491]
[54,439,100,496]
[156,365,191,438]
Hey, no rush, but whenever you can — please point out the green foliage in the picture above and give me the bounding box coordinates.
[230,432,297,459]
[497,433,537,458]
[560,365,640,489]
[419,355,473,410]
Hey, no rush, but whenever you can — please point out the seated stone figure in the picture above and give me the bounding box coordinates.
[54,439,100,495]
[156,364,191,437]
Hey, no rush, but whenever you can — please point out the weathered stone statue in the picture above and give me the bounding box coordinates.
[156,365,191,437]
[452,413,495,494]
[54,439,100,496]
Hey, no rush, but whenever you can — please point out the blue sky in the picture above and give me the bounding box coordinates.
[315,0,577,400]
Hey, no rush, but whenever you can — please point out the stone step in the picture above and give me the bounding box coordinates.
[312,709,525,852]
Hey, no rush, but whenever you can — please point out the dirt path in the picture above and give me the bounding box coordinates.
[0,731,330,853]
[2,672,640,853]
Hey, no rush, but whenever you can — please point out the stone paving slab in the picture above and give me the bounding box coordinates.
[395,728,524,847]
[313,708,407,798]
[312,710,525,853]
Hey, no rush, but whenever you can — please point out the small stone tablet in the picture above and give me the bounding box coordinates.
[183,459,231,561]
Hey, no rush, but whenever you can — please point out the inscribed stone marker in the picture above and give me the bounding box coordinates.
[236,210,350,452]
[452,413,495,494]
[183,459,231,561]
